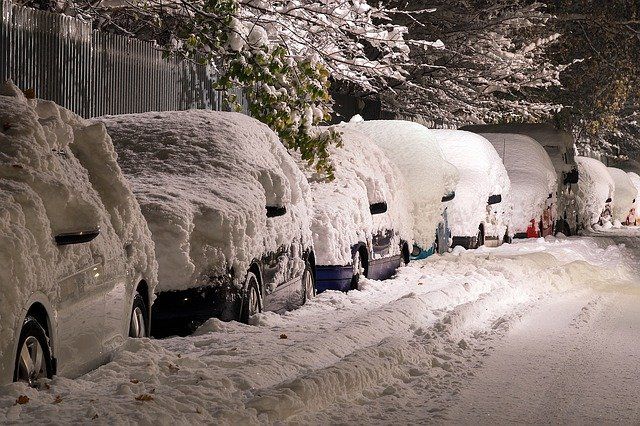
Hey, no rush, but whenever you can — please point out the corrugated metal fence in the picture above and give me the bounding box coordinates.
[0,0,246,117]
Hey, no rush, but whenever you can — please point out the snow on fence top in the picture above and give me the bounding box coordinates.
[98,110,313,292]
[0,81,157,375]
[481,133,557,234]
[575,156,614,228]
[431,129,510,237]
[299,126,413,265]
[344,117,459,250]
[607,167,638,223]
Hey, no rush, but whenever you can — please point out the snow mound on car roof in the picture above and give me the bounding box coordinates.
[575,157,614,227]
[432,130,510,238]
[0,81,157,371]
[482,133,557,234]
[99,111,313,292]
[607,167,638,222]
[299,126,413,265]
[344,119,459,250]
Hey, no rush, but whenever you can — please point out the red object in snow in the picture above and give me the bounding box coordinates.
[526,219,539,238]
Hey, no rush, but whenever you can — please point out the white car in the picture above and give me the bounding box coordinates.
[575,156,614,229]
[100,110,315,337]
[345,118,459,258]
[299,126,413,291]
[432,130,510,248]
[481,133,557,239]
[627,172,640,225]
[607,167,638,224]
[0,82,157,386]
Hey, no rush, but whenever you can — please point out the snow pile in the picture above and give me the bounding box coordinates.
[0,236,632,423]
[482,133,557,234]
[432,130,510,238]
[607,167,638,223]
[299,126,413,265]
[343,118,459,250]
[0,81,157,382]
[98,111,313,292]
[575,156,614,228]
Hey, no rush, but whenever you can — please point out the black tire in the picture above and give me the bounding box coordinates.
[129,293,149,338]
[240,271,262,323]
[14,317,53,387]
[302,262,316,303]
[350,248,367,291]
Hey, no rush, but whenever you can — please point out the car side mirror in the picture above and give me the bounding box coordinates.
[441,192,455,202]
[487,194,502,205]
[369,202,388,215]
[55,229,100,246]
[266,206,287,218]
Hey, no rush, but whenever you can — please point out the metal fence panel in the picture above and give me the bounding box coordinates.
[0,0,245,118]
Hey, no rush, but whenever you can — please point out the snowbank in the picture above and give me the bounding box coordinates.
[607,167,638,223]
[481,133,557,234]
[575,156,614,228]
[299,127,413,265]
[0,81,157,382]
[343,119,459,250]
[98,111,313,292]
[432,130,510,238]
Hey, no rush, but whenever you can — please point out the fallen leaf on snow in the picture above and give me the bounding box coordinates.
[15,395,29,405]
[135,394,154,402]
[279,333,288,339]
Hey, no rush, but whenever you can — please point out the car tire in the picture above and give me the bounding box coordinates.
[350,249,367,291]
[241,271,262,323]
[14,317,53,387]
[302,262,316,303]
[129,293,149,338]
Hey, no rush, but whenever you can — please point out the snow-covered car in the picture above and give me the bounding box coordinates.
[627,172,640,225]
[463,124,579,235]
[99,111,315,337]
[344,118,459,259]
[432,130,510,248]
[607,167,638,225]
[0,82,157,387]
[575,156,615,229]
[481,133,557,239]
[299,126,413,292]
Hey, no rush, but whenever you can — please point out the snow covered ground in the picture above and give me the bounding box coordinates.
[2,232,640,424]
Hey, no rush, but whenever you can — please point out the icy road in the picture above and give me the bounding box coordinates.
[2,230,640,424]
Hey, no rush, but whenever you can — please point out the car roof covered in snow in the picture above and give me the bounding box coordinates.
[575,156,615,227]
[0,81,157,378]
[298,126,413,265]
[607,167,638,222]
[431,129,510,237]
[462,123,576,174]
[98,110,313,292]
[342,117,459,250]
[481,133,557,233]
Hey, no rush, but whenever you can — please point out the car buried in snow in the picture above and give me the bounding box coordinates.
[344,118,459,260]
[480,133,557,239]
[0,82,157,387]
[626,172,640,226]
[99,110,316,337]
[431,130,511,249]
[607,167,638,226]
[297,126,413,292]
[575,156,615,229]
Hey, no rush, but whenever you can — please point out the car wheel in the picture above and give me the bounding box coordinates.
[14,317,53,387]
[302,262,316,303]
[350,249,366,290]
[241,272,262,323]
[129,293,149,338]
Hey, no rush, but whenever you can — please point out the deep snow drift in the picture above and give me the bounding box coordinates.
[575,156,614,228]
[299,126,413,266]
[0,81,157,382]
[482,133,557,235]
[344,118,459,250]
[432,129,510,239]
[0,234,632,424]
[98,111,313,292]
